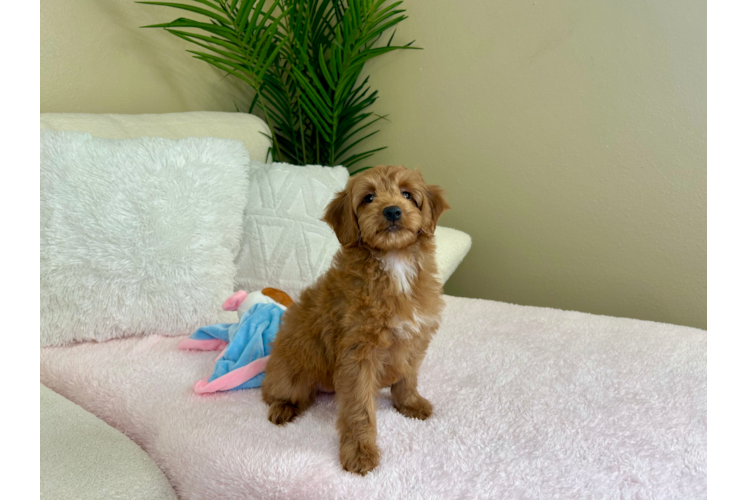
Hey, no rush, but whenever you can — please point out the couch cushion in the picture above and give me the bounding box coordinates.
[40,111,272,163]
[41,131,249,346]
[41,384,177,500]
[433,226,472,283]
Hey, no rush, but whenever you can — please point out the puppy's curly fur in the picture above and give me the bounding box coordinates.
[262,165,449,475]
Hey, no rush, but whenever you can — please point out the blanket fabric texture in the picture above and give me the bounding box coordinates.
[40,296,706,499]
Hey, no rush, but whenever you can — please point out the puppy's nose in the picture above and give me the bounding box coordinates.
[383,206,402,222]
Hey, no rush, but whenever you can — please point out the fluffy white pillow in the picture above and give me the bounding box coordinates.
[40,131,249,347]
[234,161,349,298]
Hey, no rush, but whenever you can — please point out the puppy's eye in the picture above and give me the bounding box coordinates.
[402,191,412,200]
[363,194,375,204]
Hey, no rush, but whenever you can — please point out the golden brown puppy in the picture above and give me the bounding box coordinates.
[261,165,449,475]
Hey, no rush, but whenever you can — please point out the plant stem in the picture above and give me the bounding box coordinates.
[256,91,282,162]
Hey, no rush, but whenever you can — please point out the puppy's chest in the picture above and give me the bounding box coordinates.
[387,309,440,340]
[374,252,441,340]
[377,251,419,294]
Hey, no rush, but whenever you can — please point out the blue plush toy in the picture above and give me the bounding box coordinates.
[179,289,292,394]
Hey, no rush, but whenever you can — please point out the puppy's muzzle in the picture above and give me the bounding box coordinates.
[383,206,402,222]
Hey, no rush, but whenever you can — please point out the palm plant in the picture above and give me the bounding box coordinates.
[139,0,418,172]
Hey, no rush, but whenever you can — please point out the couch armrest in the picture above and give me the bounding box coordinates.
[434,226,472,283]
[41,384,177,500]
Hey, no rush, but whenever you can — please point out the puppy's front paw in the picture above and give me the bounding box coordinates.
[340,440,380,476]
[268,401,300,425]
[395,395,433,420]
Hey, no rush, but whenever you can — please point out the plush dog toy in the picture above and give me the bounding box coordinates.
[179,288,293,394]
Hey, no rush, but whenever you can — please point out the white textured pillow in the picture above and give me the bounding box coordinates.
[40,131,249,347]
[234,161,349,298]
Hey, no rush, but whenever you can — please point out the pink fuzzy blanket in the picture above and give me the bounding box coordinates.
[40,296,706,499]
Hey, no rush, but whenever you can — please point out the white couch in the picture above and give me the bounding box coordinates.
[40,113,706,500]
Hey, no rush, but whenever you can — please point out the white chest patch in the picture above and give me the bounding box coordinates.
[378,251,418,294]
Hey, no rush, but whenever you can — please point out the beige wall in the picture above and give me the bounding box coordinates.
[41,0,706,328]
[365,0,706,329]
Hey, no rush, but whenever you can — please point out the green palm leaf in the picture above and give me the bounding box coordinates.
[140,0,420,170]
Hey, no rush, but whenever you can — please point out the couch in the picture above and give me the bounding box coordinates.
[40,112,706,500]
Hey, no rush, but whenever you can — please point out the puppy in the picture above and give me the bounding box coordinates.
[261,165,449,475]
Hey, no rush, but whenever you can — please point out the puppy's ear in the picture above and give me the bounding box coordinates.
[422,184,450,237]
[323,188,359,247]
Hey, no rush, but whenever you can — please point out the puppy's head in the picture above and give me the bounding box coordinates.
[324,165,449,251]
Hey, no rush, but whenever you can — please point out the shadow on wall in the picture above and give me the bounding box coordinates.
[41,0,251,114]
